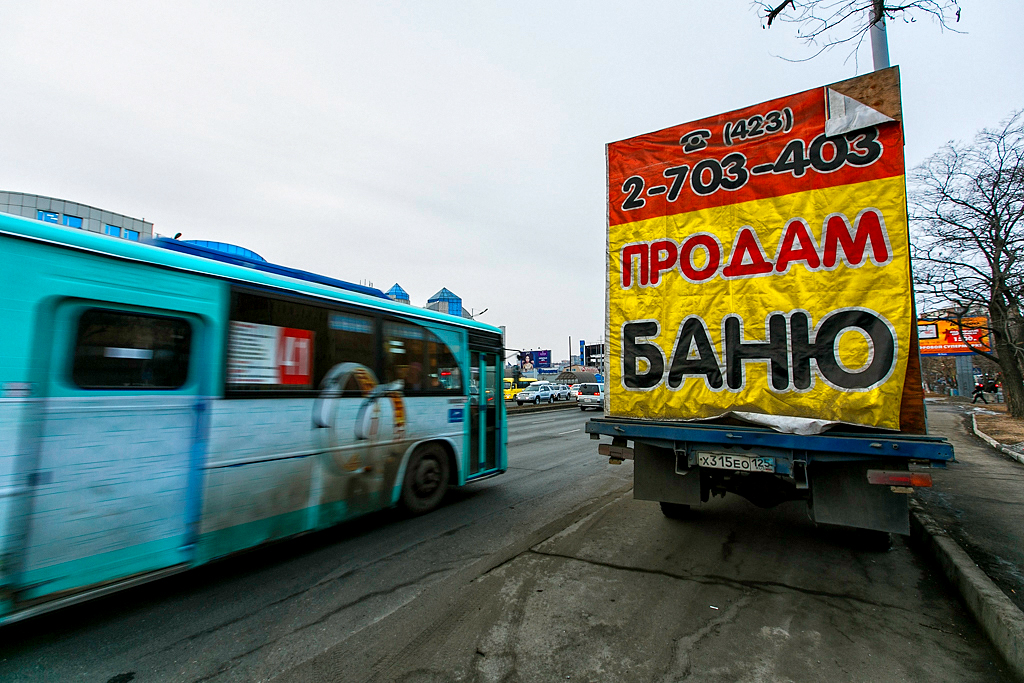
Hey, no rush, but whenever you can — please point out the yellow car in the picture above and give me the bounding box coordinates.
[503,378,538,401]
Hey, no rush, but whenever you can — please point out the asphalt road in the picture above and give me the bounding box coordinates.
[0,409,1014,682]
[0,409,628,682]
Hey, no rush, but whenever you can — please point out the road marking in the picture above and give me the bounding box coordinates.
[557,428,581,435]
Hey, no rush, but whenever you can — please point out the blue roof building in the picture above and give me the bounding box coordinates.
[426,287,463,317]
[386,283,411,304]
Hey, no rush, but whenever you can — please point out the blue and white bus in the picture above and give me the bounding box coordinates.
[0,212,506,625]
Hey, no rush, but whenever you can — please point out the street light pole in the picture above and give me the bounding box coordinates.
[870,0,891,71]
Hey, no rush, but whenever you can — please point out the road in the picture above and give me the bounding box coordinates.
[0,408,1014,682]
[0,408,627,682]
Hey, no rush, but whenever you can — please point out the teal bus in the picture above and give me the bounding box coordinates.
[0,212,506,625]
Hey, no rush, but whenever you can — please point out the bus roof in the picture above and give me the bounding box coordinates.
[0,211,504,337]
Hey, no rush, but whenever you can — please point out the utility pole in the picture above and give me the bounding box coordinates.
[870,0,890,71]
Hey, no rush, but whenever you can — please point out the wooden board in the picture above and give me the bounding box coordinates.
[828,65,902,122]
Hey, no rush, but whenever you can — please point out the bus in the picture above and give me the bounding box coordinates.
[502,377,538,401]
[0,212,506,625]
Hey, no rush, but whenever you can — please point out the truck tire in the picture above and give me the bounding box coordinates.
[400,443,450,515]
[659,502,691,519]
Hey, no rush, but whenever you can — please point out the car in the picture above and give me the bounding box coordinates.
[576,383,604,411]
[568,384,582,399]
[503,377,538,401]
[552,384,571,401]
[516,383,555,405]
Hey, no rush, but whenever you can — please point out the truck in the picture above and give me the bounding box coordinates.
[587,67,953,542]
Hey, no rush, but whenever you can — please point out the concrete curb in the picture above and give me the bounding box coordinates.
[505,401,581,415]
[972,414,1024,466]
[910,501,1024,681]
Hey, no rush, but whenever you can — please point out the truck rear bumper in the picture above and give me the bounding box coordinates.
[587,417,952,534]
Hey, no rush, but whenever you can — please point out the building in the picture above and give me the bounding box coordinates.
[0,191,153,242]
[426,287,466,318]
[386,283,411,304]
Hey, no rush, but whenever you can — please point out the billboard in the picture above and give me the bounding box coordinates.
[520,350,551,370]
[918,318,990,355]
[606,68,914,430]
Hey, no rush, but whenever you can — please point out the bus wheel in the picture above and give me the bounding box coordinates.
[400,444,450,515]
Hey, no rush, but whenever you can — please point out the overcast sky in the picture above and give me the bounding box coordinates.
[1,1,1021,363]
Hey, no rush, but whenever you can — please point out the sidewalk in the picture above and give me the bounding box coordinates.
[917,400,1024,611]
[913,398,1024,677]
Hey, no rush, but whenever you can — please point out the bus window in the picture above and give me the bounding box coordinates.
[72,308,192,389]
[383,321,462,394]
[227,290,320,391]
[383,321,425,392]
[427,333,462,391]
[328,312,377,394]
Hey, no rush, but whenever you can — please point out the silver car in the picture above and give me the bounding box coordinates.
[576,383,604,411]
[516,383,554,405]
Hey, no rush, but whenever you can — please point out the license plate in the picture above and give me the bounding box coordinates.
[697,452,774,473]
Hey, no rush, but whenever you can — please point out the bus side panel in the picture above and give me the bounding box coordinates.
[0,235,224,607]
[196,400,317,564]
[195,395,465,564]
[0,399,34,615]
[0,235,43,613]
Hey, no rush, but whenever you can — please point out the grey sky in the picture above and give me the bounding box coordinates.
[1,1,1021,363]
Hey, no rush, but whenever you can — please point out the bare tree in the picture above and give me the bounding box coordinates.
[920,355,958,393]
[756,0,961,61]
[912,111,1024,416]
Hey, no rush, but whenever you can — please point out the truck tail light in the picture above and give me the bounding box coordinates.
[866,470,932,488]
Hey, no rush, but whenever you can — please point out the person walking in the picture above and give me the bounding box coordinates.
[972,382,989,404]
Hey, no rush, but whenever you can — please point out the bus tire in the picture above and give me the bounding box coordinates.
[400,443,450,515]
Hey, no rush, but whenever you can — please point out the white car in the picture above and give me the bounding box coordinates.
[516,383,554,405]
[568,384,582,399]
[552,384,571,401]
[576,383,604,411]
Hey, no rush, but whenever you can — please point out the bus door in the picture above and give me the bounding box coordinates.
[467,350,502,478]
[17,303,208,602]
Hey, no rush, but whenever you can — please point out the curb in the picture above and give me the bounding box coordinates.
[910,501,1024,681]
[972,414,1024,466]
[505,401,581,415]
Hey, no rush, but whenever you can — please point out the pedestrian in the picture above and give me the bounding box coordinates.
[972,382,988,404]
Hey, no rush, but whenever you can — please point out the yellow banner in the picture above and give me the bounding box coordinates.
[607,176,911,429]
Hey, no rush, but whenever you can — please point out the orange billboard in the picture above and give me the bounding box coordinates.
[917,318,990,355]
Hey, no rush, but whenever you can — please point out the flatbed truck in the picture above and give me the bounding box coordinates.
[586,418,952,536]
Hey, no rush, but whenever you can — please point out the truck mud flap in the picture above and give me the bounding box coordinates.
[633,443,701,506]
[809,460,909,535]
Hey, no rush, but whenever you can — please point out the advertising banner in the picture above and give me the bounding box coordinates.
[521,350,551,370]
[606,68,913,430]
[918,317,990,355]
[227,321,314,387]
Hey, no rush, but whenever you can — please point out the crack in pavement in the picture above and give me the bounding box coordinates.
[527,548,918,614]
[143,523,477,660]
[188,565,459,683]
[660,595,753,682]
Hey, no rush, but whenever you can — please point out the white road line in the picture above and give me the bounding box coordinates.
[557,428,581,435]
